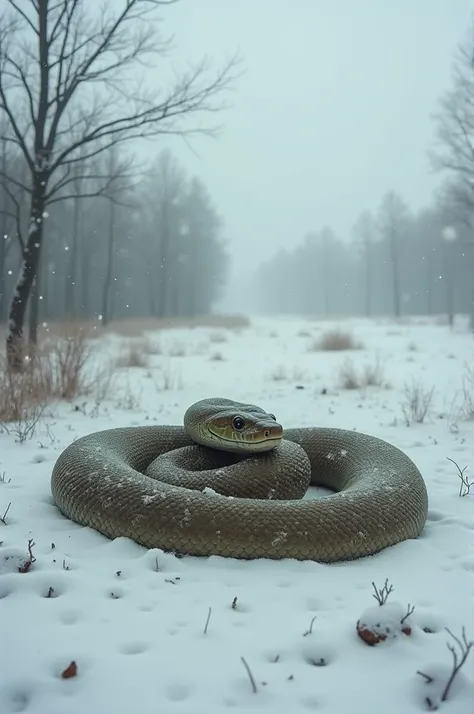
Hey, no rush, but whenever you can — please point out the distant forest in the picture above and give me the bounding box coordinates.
[254,191,472,323]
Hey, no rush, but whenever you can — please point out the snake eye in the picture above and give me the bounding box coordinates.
[232,416,245,430]
[268,413,276,420]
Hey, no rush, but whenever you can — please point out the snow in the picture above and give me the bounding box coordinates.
[0,314,473,714]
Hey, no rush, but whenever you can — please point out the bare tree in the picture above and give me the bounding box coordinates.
[100,147,134,327]
[431,20,474,218]
[430,20,474,332]
[378,191,410,318]
[0,0,240,367]
[352,210,375,317]
[143,149,186,318]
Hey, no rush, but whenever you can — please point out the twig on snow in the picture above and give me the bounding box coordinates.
[203,607,212,635]
[441,627,473,702]
[18,538,36,573]
[416,626,473,710]
[303,616,317,636]
[401,604,416,625]
[0,501,12,524]
[240,656,258,693]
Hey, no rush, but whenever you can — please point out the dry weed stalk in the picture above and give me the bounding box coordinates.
[401,379,434,425]
[338,354,385,390]
[0,324,114,438]
[116,339,151,368]
[310,328,363,352]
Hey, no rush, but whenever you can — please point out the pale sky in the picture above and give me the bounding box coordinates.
[147,0,473,292]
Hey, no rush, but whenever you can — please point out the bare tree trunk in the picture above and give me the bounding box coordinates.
[101,199,116,327]
[364,238,371,317]
[426,249,434,315]
[28,270,42,345]
[7,176,48,366]
[80,240,92,318]
[65,192,81,318]
[0,136,8,323]
[157,203,172,318]
[444,241,455,328]
[389,229,401,318]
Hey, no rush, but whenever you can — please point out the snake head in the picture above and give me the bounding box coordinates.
[185,398,283,453]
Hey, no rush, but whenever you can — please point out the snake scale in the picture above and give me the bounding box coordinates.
[51,397,428,562]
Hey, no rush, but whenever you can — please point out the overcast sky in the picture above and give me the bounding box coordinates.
[148,0,472,293]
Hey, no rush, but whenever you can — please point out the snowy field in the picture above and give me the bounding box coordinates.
[0,314,473,714]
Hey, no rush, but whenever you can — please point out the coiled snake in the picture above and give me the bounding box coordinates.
[51,397,428,562]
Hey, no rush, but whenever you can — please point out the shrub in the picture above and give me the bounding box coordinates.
[310,328,363,352]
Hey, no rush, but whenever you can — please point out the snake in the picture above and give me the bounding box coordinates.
[50,397,428,562]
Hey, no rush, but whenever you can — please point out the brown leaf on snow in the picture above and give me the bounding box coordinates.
[61,661,78,679]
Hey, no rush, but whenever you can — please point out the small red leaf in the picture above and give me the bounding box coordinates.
[61,661,77,679]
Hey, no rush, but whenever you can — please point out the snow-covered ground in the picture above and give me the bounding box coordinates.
[1,314,473,714]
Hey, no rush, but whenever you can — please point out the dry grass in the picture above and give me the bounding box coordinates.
[116,339,152,368]
[39,314,250,339]
[269,365,308,383]
[208,331,228,344]
[361,354,385,386]
[310,328,363,352]
[210,351,225,361]
[168,341,186,357]
[337,354,385,390]
[0,325,114,439]
[401,379,435,425]
[338,358,360,389]
[462,364,474,419]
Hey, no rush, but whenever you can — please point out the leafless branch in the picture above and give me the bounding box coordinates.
[0,177,25,251]
[371,578,394,606]
[5,1,39,36]
[400,604,415,625]
[446,457,473,496]
[442,627,473,702]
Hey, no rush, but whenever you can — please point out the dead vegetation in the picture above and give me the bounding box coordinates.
[269,364,308,383]
[446,457,473,497]
[309,328,363,352]
[116,339,151,368]
[40,314,250,339]
[115,335,163,368]
[210,351,225,361]
[401,379,435,425]
[0,325,114,438]
[338,358,360,389]
[208,331,228,344]
[461,364,474,419]
[338,355,386,390]
[168,341,186,357]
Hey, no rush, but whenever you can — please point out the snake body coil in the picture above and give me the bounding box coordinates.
[51,398,428,562]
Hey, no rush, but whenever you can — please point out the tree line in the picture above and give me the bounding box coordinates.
[255,16,474,328]
[0,144,228,330]
[0,0,240,368]
[254,190,472,324]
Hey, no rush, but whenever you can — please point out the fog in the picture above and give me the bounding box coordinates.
[0,0,473,339]
[163,0,473,315]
